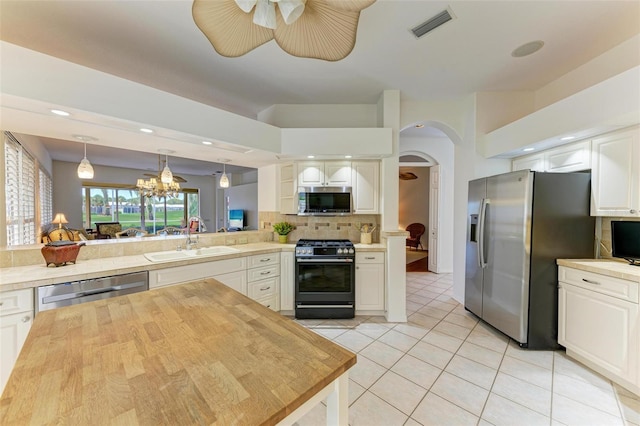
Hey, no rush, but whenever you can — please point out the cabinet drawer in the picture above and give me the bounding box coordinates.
[559,266,639,303]
[253,293,279,311]
[356,252,384,264]
[247,265,279,282]
[149,257,246,289]
[248,277,278,299]
[0,288,33,316]
[247,253,280,268]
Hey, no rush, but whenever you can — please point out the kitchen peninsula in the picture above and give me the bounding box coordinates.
[0,278,357,425]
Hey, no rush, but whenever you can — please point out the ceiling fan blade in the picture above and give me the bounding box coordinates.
[173,175,187,183]
[399,172,418,180]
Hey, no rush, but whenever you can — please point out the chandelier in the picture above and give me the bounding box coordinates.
[192,0,376,61]
[136,153,182,198]
[136,177,180,199]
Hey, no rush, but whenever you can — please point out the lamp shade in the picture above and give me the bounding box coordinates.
[253,0,277,29]
[277,0,306,25]
[161,165,173,184]
[77,143,94,179]
[52,213,68,229]
[219,172,230,188]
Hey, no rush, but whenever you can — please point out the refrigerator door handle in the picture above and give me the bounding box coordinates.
[478,198,490,268]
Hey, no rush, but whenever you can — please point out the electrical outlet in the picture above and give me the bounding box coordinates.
[226,238,236,245]
[238,237,248,244]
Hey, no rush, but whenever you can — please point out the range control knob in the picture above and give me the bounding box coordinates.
[348,248,354,254]
[337,248,343,254]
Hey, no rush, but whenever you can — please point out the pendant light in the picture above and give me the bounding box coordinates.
[77,143,94,179]
[219,160,230,188]
[161,154,173,184]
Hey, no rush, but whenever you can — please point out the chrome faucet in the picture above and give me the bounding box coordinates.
[185,225,198,250]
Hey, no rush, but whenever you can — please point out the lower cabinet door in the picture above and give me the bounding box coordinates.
[0,311,33,393]
[559,283,638,380]
[356,263,385,311]
[211,271,247,295]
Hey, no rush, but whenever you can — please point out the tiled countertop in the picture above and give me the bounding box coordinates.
[0,242,386,291]
[557,258,640,283]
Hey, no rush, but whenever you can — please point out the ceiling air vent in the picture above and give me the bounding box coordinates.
[411,9,453,39]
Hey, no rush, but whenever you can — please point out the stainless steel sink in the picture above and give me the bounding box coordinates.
[144,246,240,263]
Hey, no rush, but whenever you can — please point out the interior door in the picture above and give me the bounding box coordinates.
[428,165,440,272]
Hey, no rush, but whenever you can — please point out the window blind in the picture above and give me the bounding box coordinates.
[4,132,39,245]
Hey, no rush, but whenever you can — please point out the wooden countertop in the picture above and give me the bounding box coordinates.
[0,279,357,425]
[557,258,640,283]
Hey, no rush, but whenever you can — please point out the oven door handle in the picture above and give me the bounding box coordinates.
[296,258,354,263]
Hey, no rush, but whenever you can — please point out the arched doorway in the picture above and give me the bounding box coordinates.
[399,124,455,274]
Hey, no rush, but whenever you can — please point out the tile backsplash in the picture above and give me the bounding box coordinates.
[259,211,381,243]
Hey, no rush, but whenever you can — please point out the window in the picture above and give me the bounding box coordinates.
[4,132,49,246]
[81,184,198,233]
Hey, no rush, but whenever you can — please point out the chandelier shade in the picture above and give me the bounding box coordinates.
[219,161,230,188]
[161,155,174,184]
[192,0,375,61]
[77,143,94,179]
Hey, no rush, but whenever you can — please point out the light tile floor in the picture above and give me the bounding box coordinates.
[294,271,640,426]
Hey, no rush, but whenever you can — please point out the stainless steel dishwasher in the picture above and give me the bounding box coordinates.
[36,271,148,314]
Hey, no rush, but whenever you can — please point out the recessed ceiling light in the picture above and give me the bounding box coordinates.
[202,141,213,145]
[511,40,544,58]
[345,155,352,159]
[415,124,425,128]
[560,136,575,141]
[50,109,70,116]
[140,128,153,134]
[307,155,315,159]
[523,147,535,152]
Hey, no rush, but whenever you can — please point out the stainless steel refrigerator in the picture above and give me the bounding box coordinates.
[465,170,594,349]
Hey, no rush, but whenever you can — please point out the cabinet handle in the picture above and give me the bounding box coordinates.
[365,256,375,260]
[260,258,271,262]
[582,278,601,285]
[22,316,30,323]
[260,286,271,291]
[0,301,3,306]
[260,271,271,276]
[266,304,271,308]
[631,209,637,214]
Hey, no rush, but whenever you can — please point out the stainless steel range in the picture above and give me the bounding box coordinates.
[295,239,356,319]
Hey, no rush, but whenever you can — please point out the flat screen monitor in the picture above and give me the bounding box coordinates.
[228,209,244,231]
[611,220,640,266]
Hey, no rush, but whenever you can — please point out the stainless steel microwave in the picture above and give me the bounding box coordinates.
[298,186,352,216]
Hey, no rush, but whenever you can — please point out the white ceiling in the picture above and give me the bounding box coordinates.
[1,0,639,169]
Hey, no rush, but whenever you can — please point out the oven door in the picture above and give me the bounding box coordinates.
[295,258,355,303]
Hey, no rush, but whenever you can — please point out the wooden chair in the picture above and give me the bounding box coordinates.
[115,228,149,238]
[156,226,185,236]
[406,223,426,251]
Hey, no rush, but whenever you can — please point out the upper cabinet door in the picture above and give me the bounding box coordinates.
[546,140,591,173]
[351,161,379,214]
[512,153,545,172]
[324,161,352,186]
[591,127,640,217]
[298,161,351,186]
[298,161,325,186]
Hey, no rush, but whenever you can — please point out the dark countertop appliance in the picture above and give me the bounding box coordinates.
[295,239,356,319]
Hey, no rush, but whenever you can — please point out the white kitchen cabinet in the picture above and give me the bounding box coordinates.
[512,140,591,173]
[591,127,640,217]
[298,161,351,186]
[546,140,591,172]
[148,257,247,289]
[280,251,295,312]
[0,288,34,394]
[512,152,546,172]
[247,253,280,311]
[351,161,380,214]
[279,163,298,215]
[356,252,385,313]
[558,266,639,395]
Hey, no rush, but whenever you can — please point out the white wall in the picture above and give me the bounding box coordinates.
[258,104,378,128]
[224,183,258,230]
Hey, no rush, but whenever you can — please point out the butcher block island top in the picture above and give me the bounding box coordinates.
[0,279,357,425]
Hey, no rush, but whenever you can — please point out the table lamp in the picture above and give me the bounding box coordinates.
[52,213,68,229]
